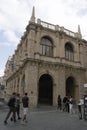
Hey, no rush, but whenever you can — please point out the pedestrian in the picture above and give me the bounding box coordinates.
[69,96,73,114]
[21,92,29,124]
[77,98,84,119]
[16,93,21,119]
[57,95,62,110]
[66,96,70,113]
[63,96,69,112]
[10,93,21,121]
[63,96,68,112]
[4,92,16,125]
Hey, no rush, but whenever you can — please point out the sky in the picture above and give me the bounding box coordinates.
[0,0,87,76]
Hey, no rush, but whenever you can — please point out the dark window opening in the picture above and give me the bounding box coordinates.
[65,43,74,61]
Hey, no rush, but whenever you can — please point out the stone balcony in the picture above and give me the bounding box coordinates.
[37,18,82,39]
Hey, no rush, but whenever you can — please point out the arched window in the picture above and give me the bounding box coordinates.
[40,37,53,56]
[65,42,74,61]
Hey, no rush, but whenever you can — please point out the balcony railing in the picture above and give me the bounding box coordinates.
[37,19,82,39]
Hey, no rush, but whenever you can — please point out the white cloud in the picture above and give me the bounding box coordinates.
[0,0,87,40]
[3,30,19,44]
[32,0,87,37]
[0,0,31,32]
[0,69,4,77]
[0,41,17,47]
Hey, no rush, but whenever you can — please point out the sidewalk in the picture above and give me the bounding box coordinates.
[0,106,87,130]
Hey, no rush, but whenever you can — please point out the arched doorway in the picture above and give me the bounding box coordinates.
[66,76,75,97]
[38,74,53,105]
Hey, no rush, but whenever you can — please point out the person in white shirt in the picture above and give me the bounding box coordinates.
[78,98,84,119]
[69,96,73,114]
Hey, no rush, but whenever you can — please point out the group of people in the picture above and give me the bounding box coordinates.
[4,92,85,125]
[57,95,74,114]
[57,95,85,120]
[4,92,29,125]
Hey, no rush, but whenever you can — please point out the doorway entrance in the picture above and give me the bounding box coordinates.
[38,74,53,105]
[66,76,75,97]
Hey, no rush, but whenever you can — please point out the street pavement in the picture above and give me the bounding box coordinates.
[0,105,87,130]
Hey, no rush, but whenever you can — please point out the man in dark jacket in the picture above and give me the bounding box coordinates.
[4,92,16,125]
[16,93,21,119]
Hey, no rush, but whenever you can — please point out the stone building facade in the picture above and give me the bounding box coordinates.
[5,7,87,108]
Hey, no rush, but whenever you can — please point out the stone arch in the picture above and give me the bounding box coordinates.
[41,35,54,44]
[38,73,53,105]
[39,71,54,81]
[65,41,74,51]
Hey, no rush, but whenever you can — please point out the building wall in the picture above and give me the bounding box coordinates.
[5,14,87,108]
[6,59,86,108]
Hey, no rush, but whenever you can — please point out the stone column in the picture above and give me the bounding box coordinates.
[79,43,84,66]
[59,35,65,59]
[27,24,36,58]
[34,27,41,59]
[25,68,29,93]
[58,66,66,97]
[74,42,79,62]
[25,62,38,108]
[19,74,22,95]
[54,32,60,57]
